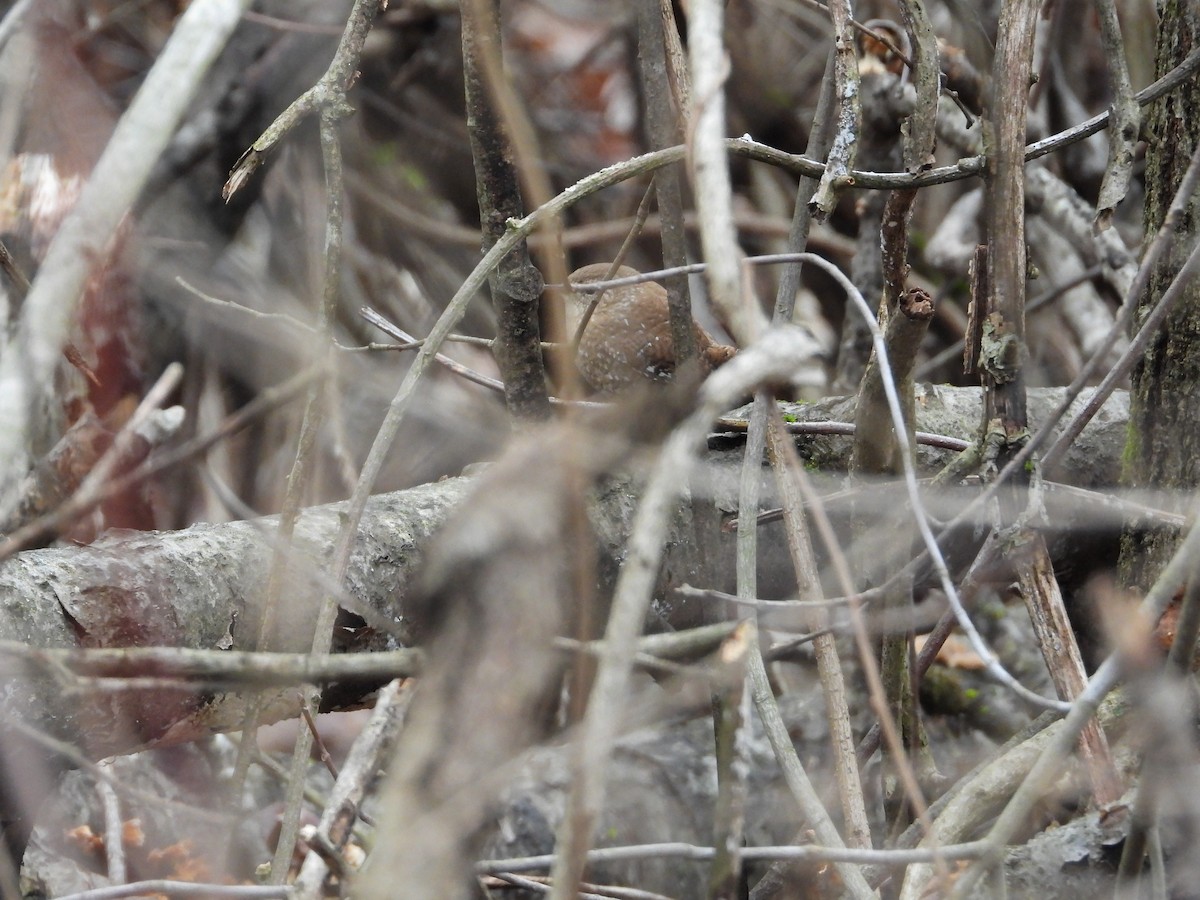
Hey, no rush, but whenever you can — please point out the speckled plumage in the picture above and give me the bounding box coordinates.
[565,264,737,394]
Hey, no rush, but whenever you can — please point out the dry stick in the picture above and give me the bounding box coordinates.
[292,680,409,900]
[848,294,938,835]
[638,0,695,368]
[0,625,727,697]
[896,0,940,177]
[734,53,836,781]
[766,410,872,851]
[359,308,610,414]
[852,321,941,822]
[684,5,761,895]
[345,173,859,257]
[983,0,1119,814]
[638,16,743,889]
[0,638,422,685]
[852,0,938,469]
[719,416,972,452]
[775,53,837,329]
[728,59,832,842]
[0,0,249,514]
[741,51,909,847]
[461,0,549,420]
[222,0,377,199]
[942,498,1200,900]
[266,103,360,885]
[1092,0,1139,228]
[751,422,931,900]
[491,872,606,898]
[708,624,755,900]
[97,777,125,885]
[810,0,861,219]
[362,309,632,430]
[743,567,879,894]
[460,0,565,290]
[298,701,340,780]
[728,41,1200,191]
[223,0,383,881]
[659,0,691,115]
[1009,529,1122,805]
[485,840,989,874]
[676,584,860,612]
[56,884,289,900]
[805,294,947,872]
[688,0,764,346]
[241,10,346,35]
[980,0,1036,472]
[548,330,876,900]
[0,626,719,697]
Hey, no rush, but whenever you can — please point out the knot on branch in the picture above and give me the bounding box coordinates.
[901,287,934,320]
[499,265,545,304]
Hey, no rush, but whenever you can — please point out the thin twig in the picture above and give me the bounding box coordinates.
[56,883,290,900]
[767,409,871,850]
[480,839,990,873]
[224,1,383,881]
[292,680,409,900]
[97,776,126,885]
[298,700,340,780]
[0,639,421,685]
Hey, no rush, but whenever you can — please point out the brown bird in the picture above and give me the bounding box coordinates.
[564,264,737,394]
